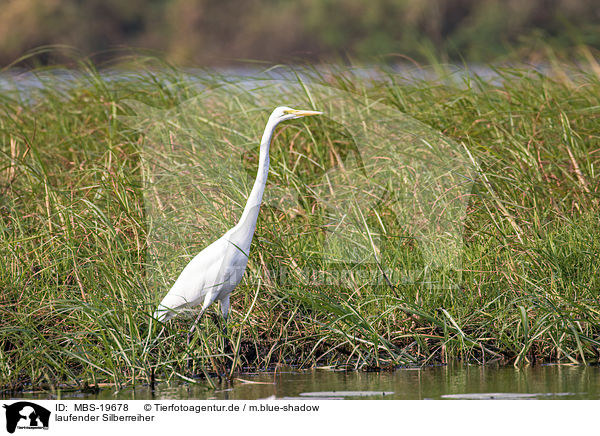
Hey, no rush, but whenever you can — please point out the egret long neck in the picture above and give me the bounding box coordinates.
[237,117,278,234]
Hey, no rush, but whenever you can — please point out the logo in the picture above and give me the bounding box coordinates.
[2,402,50,434]
[124,76,475,292]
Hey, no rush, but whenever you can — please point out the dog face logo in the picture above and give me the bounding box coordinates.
[2,402,50,433]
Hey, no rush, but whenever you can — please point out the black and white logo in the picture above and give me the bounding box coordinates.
[3,402,50,434]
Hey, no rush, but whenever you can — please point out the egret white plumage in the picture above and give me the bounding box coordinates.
[153,106,322,340]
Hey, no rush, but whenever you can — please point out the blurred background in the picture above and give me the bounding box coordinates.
[0,0,598,66]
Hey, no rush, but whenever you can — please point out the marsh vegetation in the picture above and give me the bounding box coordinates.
[1,55,599,392]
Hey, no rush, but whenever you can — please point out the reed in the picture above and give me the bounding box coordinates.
[1,54,599,392]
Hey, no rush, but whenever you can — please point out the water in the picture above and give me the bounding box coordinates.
[0,63,557,95]
[6,364,600,400]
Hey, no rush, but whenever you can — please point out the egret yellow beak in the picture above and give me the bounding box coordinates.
[284,109,323,117]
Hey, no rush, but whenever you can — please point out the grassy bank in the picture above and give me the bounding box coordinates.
[1,57,599,392]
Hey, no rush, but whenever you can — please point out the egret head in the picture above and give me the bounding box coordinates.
[270,106,322,122]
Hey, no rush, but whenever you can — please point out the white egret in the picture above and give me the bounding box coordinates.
[153,106,322,341]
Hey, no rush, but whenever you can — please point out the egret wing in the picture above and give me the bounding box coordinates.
[153,236,230,321]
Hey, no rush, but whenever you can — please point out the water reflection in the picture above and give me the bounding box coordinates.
[5,364,599,400]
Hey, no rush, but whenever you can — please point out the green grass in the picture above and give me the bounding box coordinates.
[1,55,599,392]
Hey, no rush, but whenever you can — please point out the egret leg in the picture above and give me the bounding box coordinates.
[220,296,233,354]
[187,308,206,347]
[220,295,230,325]
[222,316,233,355]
